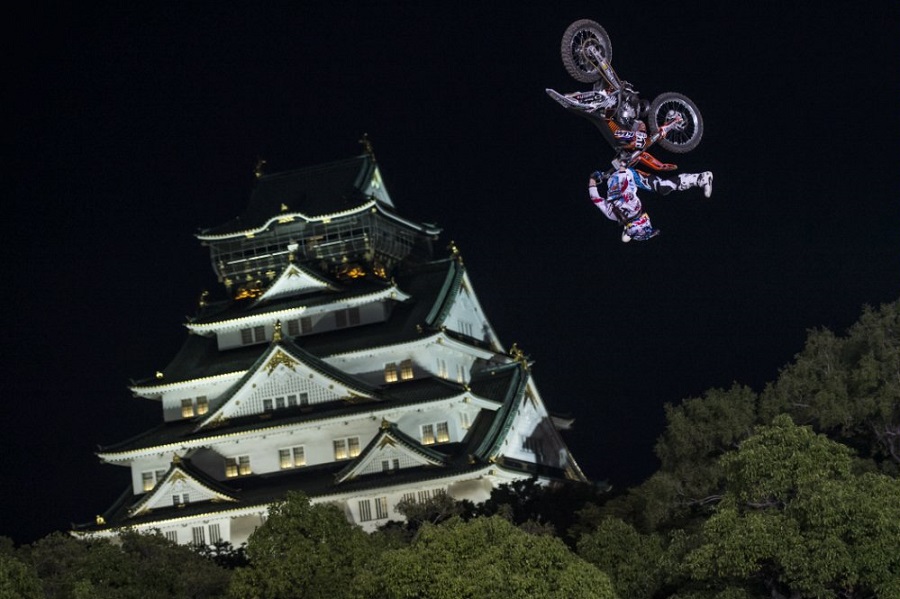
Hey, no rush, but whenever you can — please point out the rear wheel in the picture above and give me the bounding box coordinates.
[560,19,612,84]
[648,92,704,153]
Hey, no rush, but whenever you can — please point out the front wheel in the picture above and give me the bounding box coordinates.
[560,19,612,84]
[648,92,704,153]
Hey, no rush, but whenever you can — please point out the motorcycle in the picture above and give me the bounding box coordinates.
[546,19,704,174]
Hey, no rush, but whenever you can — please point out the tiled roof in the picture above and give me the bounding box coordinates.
[137,259,463,388]
[199,155,378,236]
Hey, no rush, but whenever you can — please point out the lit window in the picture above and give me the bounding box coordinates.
[375,497,388,520]
[141,469,168,492]
[384,363,398,383]
[400,359,414,381]
[196,396,209,415]
[181,399,194,418]
[358,499,372,522]
[279,446,306,469]
[436,421,450,443]
[421,424,435,445]
[334,437,360,460]
[437,358,448,379]
[225,455,251,478]
[461,412,471,430]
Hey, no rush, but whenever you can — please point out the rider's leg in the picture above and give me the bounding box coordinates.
[675,172,714,197]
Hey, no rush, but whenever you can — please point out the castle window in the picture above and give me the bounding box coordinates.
[375,497,389,519]
[333,437,360,460]
[275,396,285,409]
[165,531,178,543]
[240,325,266,345]
[400,359,414,380]
[196,396,209,415]
[384,363,398,383]
[279,446,306,469]
[172,493,190,507]
[358,499,372,522]
[437,358,448,379]
[436,421,450,443]
[209,524,222,544]
[225,455,251,478]
[191,526,206,545]
[181,399,195,418]
[421,424,435,445]
[381,458,400,472]
[263,399,273,412]
[422,421,449,445]
[141,469,167,492]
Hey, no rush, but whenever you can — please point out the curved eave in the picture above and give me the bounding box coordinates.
[97,391,475,463]
[195,200,378,242]
[130,371,244,399]
[187,286,411,334]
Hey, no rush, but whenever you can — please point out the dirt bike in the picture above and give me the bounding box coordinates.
[546,19,704,174]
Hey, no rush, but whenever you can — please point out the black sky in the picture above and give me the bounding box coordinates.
[5,2,900,545]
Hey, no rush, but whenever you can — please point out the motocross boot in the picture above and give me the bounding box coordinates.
[676,171,714,197]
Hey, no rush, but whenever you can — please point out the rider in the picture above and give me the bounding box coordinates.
[588,157,713,242]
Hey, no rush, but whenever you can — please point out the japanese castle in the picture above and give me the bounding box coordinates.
[77,152,587,546]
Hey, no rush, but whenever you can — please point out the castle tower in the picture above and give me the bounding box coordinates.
[77,154,586,545]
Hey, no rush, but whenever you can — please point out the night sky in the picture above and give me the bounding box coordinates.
[6,3,900,545]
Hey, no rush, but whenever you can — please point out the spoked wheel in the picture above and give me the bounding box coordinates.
[648,92,704,153]
[560,19,612,84]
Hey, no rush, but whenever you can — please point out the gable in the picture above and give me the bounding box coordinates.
[129,463,236,518]
[335,421,448,484]
[196,344,375,430]
[255,263,336,303]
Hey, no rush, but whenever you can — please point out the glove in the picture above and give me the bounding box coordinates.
[590,171,604,181]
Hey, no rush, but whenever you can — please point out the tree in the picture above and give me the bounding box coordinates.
[0,544,42,599]
[577,517,665,599]
[23,531,229,599]
[353,515,617,599]
[228,492,377,599]
[760,300,900,472]
[683,415,900,598]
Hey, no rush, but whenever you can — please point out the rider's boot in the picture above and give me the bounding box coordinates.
[676,171,714,197]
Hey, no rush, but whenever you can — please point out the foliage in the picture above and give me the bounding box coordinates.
[474,477,607,545]
[760,300,900,472]
[23,530,229,599]
[227,492,378,599]
[353,515,617,599]
[0,551,42,599]
[577,517,665,599]
[683,415,900,598]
